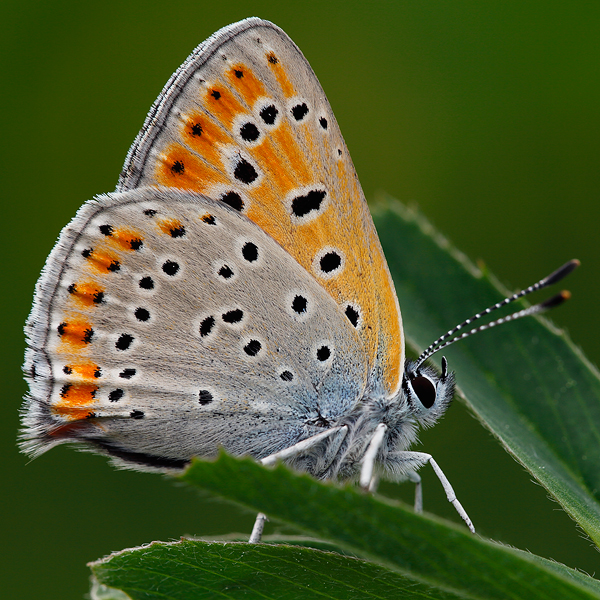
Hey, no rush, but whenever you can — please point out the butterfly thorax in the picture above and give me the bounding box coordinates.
[287,360,455,482]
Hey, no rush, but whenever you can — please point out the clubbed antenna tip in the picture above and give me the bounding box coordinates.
[539,290,571,310]
[415,259,579,369]
[544,259,580,286]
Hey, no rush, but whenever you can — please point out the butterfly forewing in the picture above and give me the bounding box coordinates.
[119,18,404,398]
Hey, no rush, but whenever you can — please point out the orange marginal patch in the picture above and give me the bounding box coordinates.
[331,159,381,376]
[106,228,144,251]
[182,112,232,167]
[51,405,97,422]
[82,249,120,274]
[67,363,102,379]
[226,64,266,105]
[57,318,94,350]
[68,282,105,307]
[155,144,227,190]
[266,52,295,98]
[205,86,246,128]
[57,382,98,406]
[371,240,403,394]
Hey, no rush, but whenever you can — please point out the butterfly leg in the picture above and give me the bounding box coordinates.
[260,425,348,466]
[398,451,475,533]
[368,474,380,493]
[406,470,423,513]
[250,426,348,543]
[359,423,387,489]
[249,512,268,544]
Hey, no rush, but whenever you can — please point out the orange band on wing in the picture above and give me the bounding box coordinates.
[226,65,267,105]
[266,52,295,98]
[155,144,228,190]
[205,86,247,128]
[250,138,297,193]
[268,121,311,184]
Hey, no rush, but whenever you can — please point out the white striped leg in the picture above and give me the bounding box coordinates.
[368,474,380,493]
[249,512,268,544]
[260,426,348,466]
[250,426,348,543]
[400,451,475,533]
[359,423,387,489]
[406,470,423,514]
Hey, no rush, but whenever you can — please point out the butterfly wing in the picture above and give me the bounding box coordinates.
[118,17,404,398]
[22,188,367,469]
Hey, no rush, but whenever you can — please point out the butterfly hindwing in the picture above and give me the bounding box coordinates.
[22,188,368,467]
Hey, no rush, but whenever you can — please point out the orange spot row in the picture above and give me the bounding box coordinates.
[57,319,94,349]
[106,228,143,251]
[65,363,101,379]
[83,249,120,274]
[182,112,232,167]
[58,383,98,406]
[68,282,104,307]
[50,406,96,422]
[158,217,183,236]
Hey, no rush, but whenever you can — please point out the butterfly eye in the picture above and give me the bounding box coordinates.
[411,376,436,409]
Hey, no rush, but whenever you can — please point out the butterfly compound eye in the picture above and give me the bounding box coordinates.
[411,376,436,409]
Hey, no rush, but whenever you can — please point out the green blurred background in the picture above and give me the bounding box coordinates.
[2,1,599,597]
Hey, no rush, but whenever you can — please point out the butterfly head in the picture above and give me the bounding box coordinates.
[402,356,454,428]
[398,259,580,431]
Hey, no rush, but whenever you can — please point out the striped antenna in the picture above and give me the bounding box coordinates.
[415,259,580,370]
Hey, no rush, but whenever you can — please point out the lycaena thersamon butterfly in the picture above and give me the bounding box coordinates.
[20,17,578,537]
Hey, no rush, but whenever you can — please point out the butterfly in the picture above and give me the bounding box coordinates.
[20,17,577,535]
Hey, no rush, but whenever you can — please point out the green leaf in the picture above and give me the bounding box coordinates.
[177,453,599,599]
[89,453,600,600]
[372,199,600,545]
[90,538,467,600]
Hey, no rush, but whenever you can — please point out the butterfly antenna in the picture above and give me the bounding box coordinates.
[414,259,580,369]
